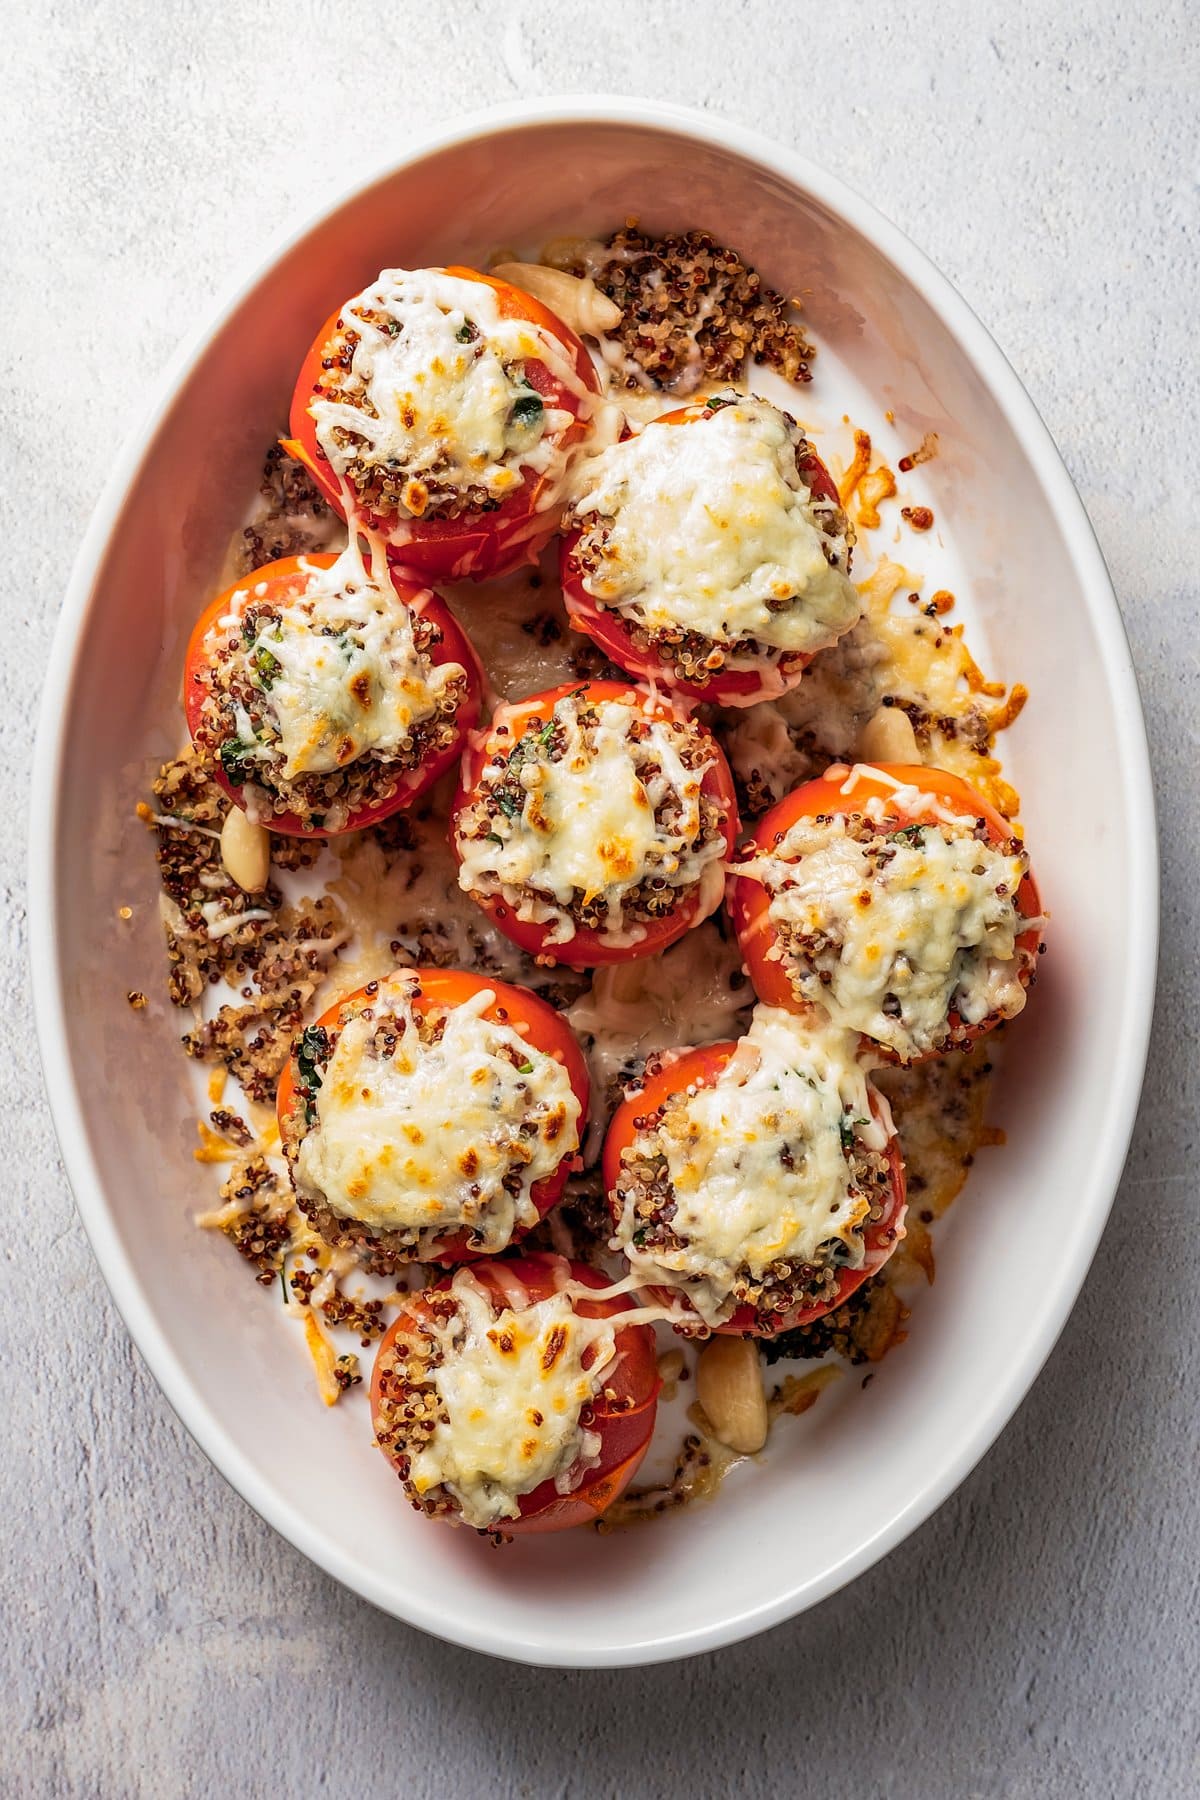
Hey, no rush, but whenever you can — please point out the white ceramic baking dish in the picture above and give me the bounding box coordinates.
[29,98,1157,1667]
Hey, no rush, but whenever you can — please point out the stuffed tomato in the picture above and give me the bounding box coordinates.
[277,968,589,1267]
[286,265,602,581]
[370,1254,659,1534]
[560,394,859,705]
[451,679,739,967]
[184,548,481,834]
[727,761,1044,1062]
[603,1005,906,1337]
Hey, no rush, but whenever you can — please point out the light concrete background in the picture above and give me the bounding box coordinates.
[4,3,1197,1795]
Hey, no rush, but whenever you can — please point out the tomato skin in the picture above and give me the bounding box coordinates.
[183,553,482,837]
[369,1254,660,1533]
[602,1041,907,1338]
[276,969,590,1262]
[286,266,601,582]
[450,679,740,969]
[559,402,845,705]
[727,762,1044,1059]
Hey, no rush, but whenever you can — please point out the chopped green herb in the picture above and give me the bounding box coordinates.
[456,320,477,343]
[252,646,281,688]
[510,390,544,430]
[839,1116,867,1153]
[219,738,258,784]
[517,1060,534,1075]
[494,689,585,819]
[296,1025,332,1127]
[705,394,738,412]
[889,824,926,847]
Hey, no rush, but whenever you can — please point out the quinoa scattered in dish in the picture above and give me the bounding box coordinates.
[552,224,816,392]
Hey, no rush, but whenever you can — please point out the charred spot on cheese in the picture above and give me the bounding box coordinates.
[281,971,580,1262]
[454,689,727,948]
[192,547,468,830]
[566,397,860,689]
[737,791,1037,1061]
[306,268,594,532]
[611,1006,897,1330]
[372,1270,617,1530]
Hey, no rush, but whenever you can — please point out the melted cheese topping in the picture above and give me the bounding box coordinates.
[613,1007,885,1327]
[408,1271,616,1529]
[456,691,726,947]
[308,269,588,518]
[220,549,462,780]
[743,800,1031,1059]
[295,972,580,1249]
[568,398,860,654]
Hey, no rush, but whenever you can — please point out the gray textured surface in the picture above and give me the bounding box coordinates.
[5,3,1198,1795]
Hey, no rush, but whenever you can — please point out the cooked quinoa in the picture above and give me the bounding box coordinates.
[370,1300,457,1519]
[234,444,341,576]
[148,749,345,1099]
[215,1155,293,1285]
[555,225,816,393]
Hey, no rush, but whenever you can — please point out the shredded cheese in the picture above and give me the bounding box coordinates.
[213,546,463,784]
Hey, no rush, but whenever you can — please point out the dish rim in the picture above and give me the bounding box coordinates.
[28,94,1159,1668]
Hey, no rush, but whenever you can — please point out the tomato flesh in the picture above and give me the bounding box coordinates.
[369,1254,660,1532]
[450,679,740,968]
[602,1039,907,1337]
[287,266,601,582]
[727,761,1044,1058]
[560,402,845,704]
[276,969,589,1261]
[182,553,482,836]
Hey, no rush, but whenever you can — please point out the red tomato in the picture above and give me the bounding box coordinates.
[727,762,1045,1056]
[276,969,589,1262]
[450,679,740,968]
[602,1042,907,1337]
[370,1253,660,1533]
[284,266,601,582]
[183,553,482,836]
[559,401,845,705]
